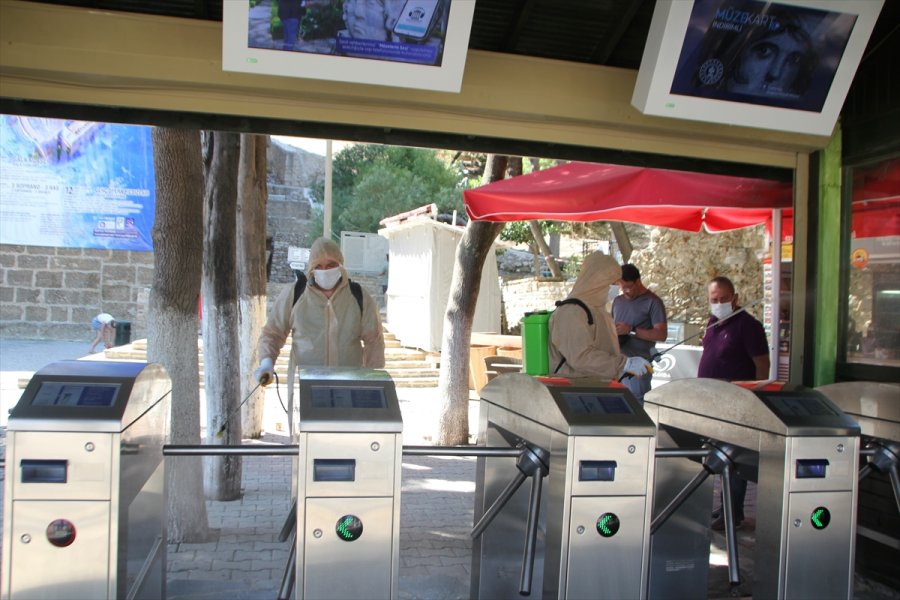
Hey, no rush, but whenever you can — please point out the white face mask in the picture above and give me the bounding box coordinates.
[314,266,342,290]
[710,302,733,320]
[608,285,620,304]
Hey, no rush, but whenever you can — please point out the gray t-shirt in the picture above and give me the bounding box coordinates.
[612,291,666,361]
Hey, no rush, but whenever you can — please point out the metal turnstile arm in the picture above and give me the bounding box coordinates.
[278,530,297,600]
[859,442,900,516]
[650,468,711,535]
[520,468,544,597]
[163,444,299,456]
[470,444,550,597]
[279,499,297,543]
[720,463,741,587]
[890,464,900,516]
[471,469,528,539]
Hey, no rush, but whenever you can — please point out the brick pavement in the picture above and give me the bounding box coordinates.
[165,443,476,600]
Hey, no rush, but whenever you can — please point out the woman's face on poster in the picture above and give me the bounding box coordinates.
[727,28,811,97]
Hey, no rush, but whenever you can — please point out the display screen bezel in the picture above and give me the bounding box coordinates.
[31,381,121,408]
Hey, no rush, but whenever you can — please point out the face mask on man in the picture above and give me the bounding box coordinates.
[314,266,342,290]
[607,285,620,304]
[710,302,733,320]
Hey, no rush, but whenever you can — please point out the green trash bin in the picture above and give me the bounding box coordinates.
[521,311,552,376]
[114,321,132,347]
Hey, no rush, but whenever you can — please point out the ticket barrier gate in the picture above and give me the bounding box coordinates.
[817,382,900,572]
[644,379,861,599]
[817,382,900,512]
[288,368,403,599]
[1,361,170,600]
[471,374,657,599]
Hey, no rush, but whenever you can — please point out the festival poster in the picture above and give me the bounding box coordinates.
[0,115,155,251]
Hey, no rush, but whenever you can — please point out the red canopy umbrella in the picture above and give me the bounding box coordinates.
[464,161,792,232]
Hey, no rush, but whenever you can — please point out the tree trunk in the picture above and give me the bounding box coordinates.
[148,127,210,542]
[237,134,268,438]
[527,158,563,278]
[436,155,507,446]
[201,131,243,500]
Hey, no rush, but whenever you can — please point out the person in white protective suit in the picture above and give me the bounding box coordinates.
[548,252,652,381]
[254,237,385,387]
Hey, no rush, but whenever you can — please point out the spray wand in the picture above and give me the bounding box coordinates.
[215,380,263,439]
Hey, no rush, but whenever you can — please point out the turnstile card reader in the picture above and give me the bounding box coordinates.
[294,368,403,600]
[1,360,170,600]
[472,374,657,599]
[645,379,860,600]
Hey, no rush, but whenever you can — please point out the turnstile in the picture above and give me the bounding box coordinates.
[293,368,403,600]
[1,360,170,600]
[472,374,657,599]
[817,382,900,584]
[644,379,861,599]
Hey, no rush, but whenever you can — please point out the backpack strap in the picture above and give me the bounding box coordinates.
[293,269,363,313]
[348,281,364,313]
[551,297,595,373]
[554,298,594,325]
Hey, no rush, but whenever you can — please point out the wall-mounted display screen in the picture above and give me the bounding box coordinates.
[763,393,838,417]
[31,382,120,407]
[632,0,884,135]
[670,0,857,113]
[562,392,634,415]
[222,0,475,93]
[311,386,387,409]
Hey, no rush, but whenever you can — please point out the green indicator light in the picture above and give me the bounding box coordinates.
[596,512,620,538]
[810,507,831,530]
[335,514,363,541]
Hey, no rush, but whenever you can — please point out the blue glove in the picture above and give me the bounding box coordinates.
[254,358,275,386]
[621,356,652,378]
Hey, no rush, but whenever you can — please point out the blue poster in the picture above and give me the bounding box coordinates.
[0,115,155,251]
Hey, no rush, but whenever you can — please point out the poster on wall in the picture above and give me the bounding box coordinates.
[222,0,476,93]
[0,116,155,251]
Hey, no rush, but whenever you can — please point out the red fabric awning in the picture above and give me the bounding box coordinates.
[464,161,793,232]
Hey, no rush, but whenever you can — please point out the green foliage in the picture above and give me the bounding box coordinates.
[499,220,562,245]
[312,144,466,236]
[300,1,344,39]
[564,253,583,278]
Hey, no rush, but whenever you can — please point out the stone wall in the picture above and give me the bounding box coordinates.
[0,242,384,344]
[0,244,153,341]
[266,140,325,284]
[629,226,768,327]
[497,225,769,335]
[501,278,573,334]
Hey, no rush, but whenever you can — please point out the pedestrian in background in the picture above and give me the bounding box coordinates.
[254,237,385,387]
[612,263,667,404]
[699,275,770,531]
[548,252,652,382]
[89,312,116,353]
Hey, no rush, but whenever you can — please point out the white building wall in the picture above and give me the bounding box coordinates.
[382,219,500,352]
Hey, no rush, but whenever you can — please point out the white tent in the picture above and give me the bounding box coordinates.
[380,218,501,353]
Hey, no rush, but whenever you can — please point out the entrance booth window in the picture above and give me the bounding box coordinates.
[841,156,900,375]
